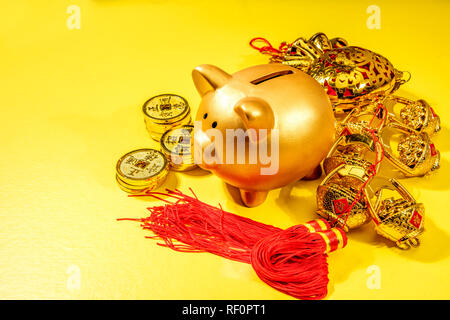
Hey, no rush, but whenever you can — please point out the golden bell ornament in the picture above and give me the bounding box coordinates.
[192,63,335,207]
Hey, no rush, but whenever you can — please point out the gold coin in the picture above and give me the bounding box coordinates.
[145,111,192,141]
[160,125,197,171]
[116,149,169,186]
[143,94,190,123]
[115,174,149,194]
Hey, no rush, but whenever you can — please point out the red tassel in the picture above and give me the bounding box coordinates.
[118,189,347,300]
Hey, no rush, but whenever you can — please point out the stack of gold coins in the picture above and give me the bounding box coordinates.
[116,149,169,194]
[143,94,192,141]
[160,125,198,172]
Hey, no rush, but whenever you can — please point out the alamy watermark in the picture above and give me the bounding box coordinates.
[66,264,81,292]
[66,5,81,30]
[192,121,280,176]
[367,5,381,29]
[366,264,381,290]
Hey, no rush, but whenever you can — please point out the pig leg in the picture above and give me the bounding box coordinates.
[302,165,322,181]
[239,189,268,207]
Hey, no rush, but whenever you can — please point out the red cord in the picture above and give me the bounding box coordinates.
[249,37,290,58]
[251,225,329,299]
[119,189,342,300]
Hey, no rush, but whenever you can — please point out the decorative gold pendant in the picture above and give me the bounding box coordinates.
[252,33,440,126]
[279,33,407,113]
[381,96,441,136]
[365,178,425,249]
[317,162,425,249]
[317,164,372,231]
[334,107,440,177]
[323,129,380,176]
[317,104,429,248]
[379,123,440,177]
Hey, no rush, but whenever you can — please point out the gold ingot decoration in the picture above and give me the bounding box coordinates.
[379,123,440,177]
[160,125,198,172]
[324,119,383,176]
[115,148,169,193]
[142,94,192,141]
[115,174,149,194]
[365,178,425,249]
[380,95,440,136]
[335,107,386,137]
[317,164,372,231]
[334,108,440,177]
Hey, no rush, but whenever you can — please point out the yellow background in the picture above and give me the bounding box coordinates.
[1,0,449,299]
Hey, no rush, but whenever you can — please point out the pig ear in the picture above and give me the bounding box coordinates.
[192,64,231,97]
[234,97,275,143]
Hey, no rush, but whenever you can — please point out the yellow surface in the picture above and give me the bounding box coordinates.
[1,0,450,300]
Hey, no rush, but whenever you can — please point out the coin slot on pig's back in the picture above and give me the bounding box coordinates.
[250,70,293,85]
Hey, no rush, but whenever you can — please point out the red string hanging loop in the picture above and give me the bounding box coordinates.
[249,37,290,60]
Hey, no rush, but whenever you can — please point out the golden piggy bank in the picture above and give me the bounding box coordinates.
[192,64,335,207]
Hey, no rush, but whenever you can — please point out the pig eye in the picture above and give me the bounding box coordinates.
[203,113,208,119]
[212,121,217,128]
